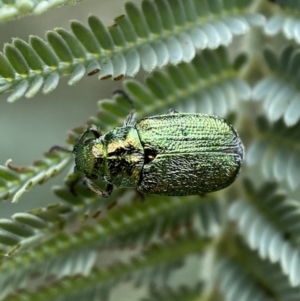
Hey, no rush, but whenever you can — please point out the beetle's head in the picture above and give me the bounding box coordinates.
[73,138,105,179]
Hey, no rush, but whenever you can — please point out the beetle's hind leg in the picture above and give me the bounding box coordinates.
[83,178,113,198]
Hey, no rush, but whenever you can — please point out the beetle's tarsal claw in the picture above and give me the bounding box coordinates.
[87,124,97,131]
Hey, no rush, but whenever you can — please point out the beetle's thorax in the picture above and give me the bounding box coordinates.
[103,126,144,188]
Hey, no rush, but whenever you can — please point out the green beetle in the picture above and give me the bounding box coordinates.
[73,111,244,197]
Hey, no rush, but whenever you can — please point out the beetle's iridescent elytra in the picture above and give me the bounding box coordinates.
[73,111,244,197]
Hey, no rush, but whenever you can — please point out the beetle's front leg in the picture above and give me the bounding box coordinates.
[80,125,102,140]
[74,125,102,150]
[49,145,73,153]
[86,124,102,138]
[83,178,113,198]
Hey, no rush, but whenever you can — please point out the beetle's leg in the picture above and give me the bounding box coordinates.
[49,145,73,153]
[74,125,102,151]
[124,111,135,126]
[103,183,114,197]
[113,90,136,126]
[168,108,179,114]
[85,124,102,138]
[83,178,113,198]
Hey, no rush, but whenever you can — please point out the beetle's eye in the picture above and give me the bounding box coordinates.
[144,147,157,164]
[87,174,98,179]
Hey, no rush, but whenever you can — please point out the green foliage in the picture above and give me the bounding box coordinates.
[0,0,86,23]
[247,117,300,190]
[1,0,300,300]
[253,46,300,126]
[0,0,262,102]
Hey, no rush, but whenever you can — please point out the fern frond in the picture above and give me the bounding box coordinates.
[216,257,273,301]
[0,196,221,299]
[0,0,264,102]
[252,46,300,126]
[3,235,211,301]
[247,117,300,190]
[0,188,128,257]
[0,0,85,23]
[216,240,300,301]
[229,180,300,287]
[125,47,250,117]
[265,1,300,44]
[0,151,71,202]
